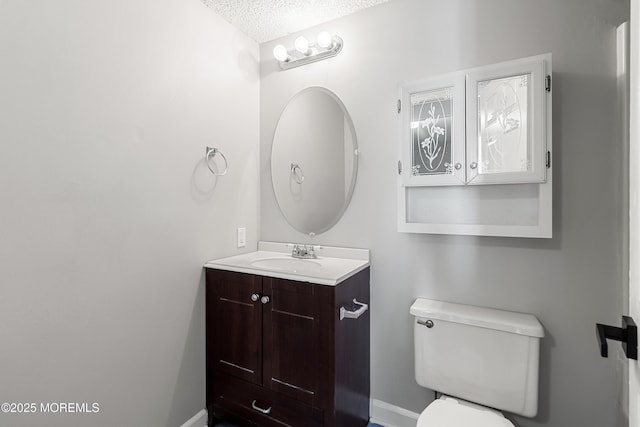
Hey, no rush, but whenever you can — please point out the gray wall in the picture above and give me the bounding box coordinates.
[260,0,629,426]
[0,0,259,426]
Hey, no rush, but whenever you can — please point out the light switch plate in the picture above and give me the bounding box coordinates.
[237,227,246,248]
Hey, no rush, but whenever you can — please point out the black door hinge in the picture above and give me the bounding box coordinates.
[397,99,401,114]
[546,151,551,168]
[545,75,551,92]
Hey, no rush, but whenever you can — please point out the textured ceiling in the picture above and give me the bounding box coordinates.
[201,0,389,43]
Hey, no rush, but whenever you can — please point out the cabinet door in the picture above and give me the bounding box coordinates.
[262,278,322,406]
[399,72,467,186]
[209,270,263,385]
[466,55,549,184]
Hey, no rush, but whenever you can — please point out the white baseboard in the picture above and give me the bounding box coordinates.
[181,409,207,427]
[370,399,419,427]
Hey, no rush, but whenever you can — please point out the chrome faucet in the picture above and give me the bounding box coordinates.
[291,244,317,259]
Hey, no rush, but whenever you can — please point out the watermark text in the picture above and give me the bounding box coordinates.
[1,402,100,414]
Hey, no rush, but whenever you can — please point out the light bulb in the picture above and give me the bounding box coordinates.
[273,44,288,62]
[316,31,333,49]
[294,36,310,55]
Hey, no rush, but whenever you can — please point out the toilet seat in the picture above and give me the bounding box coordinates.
[417,396,514,427]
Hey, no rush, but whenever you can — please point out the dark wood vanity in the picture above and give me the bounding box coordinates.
[205,267,370,427]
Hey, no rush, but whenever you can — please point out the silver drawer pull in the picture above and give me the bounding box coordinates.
[339,298,369,320]
[251,400,272,414]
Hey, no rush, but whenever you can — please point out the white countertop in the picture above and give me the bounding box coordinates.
[204,241,370,286]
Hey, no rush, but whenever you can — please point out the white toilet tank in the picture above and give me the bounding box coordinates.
[410,298,544,417]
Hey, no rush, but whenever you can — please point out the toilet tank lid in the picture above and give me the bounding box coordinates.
[410,298,544,338]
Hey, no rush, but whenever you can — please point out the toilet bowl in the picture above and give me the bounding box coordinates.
[417,396,514,427]
[410,298,544,426]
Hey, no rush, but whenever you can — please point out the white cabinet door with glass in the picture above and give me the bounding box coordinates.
[399,54,551,186]
[399,72,466,186]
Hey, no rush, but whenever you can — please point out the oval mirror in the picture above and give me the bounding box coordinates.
[271,87,358,235]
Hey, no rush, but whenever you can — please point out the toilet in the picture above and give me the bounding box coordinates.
[409,298,544,426]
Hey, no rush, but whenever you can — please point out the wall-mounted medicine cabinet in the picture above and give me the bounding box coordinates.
[398,54,552,238]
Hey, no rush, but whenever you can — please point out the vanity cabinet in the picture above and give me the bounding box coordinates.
[206,267,370,427]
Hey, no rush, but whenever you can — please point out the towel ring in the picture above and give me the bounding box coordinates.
[291,163,304,184]
[206,147,228,176]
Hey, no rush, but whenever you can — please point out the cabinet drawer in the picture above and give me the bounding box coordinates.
[214,374,323,427]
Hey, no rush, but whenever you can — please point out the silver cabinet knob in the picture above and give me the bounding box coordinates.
[470,162,478,170]
[261,296,270,304]
[455,163,462,170]
[251,293,259,302]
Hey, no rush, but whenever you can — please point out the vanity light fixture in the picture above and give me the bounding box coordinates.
[272,32,343,70]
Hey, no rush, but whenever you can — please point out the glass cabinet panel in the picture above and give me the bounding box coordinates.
[411,87,453,177]
[477,73,530,175]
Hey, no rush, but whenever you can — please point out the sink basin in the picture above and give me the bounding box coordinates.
[249,257,322,272]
